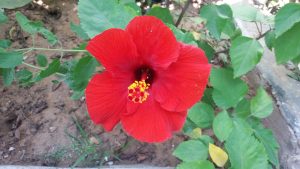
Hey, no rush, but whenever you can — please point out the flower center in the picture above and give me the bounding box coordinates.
[128,67,154,103]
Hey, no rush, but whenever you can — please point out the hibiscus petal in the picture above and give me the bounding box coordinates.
[126,16,179,69]
[153,44,211,112]
[122,96,186,143]
[86,28,138,74]
[85,72,130,131]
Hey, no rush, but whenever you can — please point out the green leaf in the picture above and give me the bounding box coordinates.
[225,118,269,169]
[250,122,279,167]
[231,2,269,22]
[274,22,300,64]
[197,40,215,61]
[78,0,135,38]
[124,2,141,16]
[70,22,89,40]
[198,135,214,145]
[188,102,214,128]
[168,25,197,45]
[15,12,57,45]
[16,68,32,83]
[213,111,233,142]
[0,0,32,9]
[210,68,248,109]
[147,6,173,24]
[230,36,263,77]
[0,39,11,48]
[177,161,215,169]
[250,87,273,118]
[234,98,251,118]
[0,10,8,24]
[35,59,60,81]
[200,4,235,39]
[0,51,23,68]
[36,54,48,67]
[2,68,14,86]
[275,3,300,37]
[71,90,85,100]
[173,140,208,162]
[64,56,98,91]
[201,88,215,107]
[265,30,275,50]
[182,118,197,134]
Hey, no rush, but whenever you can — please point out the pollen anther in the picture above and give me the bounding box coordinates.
[128,80,150,103]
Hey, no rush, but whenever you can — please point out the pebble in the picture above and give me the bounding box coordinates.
[49,126,57,133]
[107,161,113,166]
[4,154,8,158]
[9,147,15,151]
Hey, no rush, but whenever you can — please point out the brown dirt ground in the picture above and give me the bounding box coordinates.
[0,0,188,167]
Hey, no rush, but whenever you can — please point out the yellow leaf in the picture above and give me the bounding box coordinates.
[189,128,202,139]
[209,143,228,167]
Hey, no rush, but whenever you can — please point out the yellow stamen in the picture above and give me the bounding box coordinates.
[128,80,150,103]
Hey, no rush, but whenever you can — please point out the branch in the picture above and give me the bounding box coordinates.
[256,29,272,40]
[175,0,192,27]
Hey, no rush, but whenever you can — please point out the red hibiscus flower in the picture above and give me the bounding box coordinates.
[85,16,210,143]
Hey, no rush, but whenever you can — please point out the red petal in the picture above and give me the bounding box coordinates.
[122,96,186,143]
[126,16,179,69]
[86,28,138,74]
[85,72,130,131]
[153,44,211,112]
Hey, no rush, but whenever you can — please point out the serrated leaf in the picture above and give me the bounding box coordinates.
[225,118,269,169]
[16,68,32,83]
[70,22,89,40]
[0,51,23,68]
[230,36,263,77]
[147,6,173,24]
[265,30,275,50]
[0,0,32,9]
[64,56,98,91]
[209,143,228,167]
[200,4,235,39]
[231,2,269,22]
[213,111,233,142]
[188,102,214,128]
[15,12,57,45]
[0,10,8,24]
[173,140,208,162]
[78,0,135,38]
[36,54,48,67]
[275,3,300,37]
[274,22,300,64]
[210,68,248,109]
[250,87,273,118]
[0,39,11,48]
[2,68,14,86]
[177,161,215,169]
[35,59,60,82]
[234,98,251,118]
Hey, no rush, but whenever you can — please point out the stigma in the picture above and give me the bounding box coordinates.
[128,80,150,103]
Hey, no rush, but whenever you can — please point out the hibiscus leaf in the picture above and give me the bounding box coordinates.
[230,36,263,77]
[210,68,248,109]
[147,6,174,25]
[188,102,214,128]
[70,22,89,40]
[197,40,215,61]
[274,22,300,64]
[275,3,300,37]
[250,87,273,118]
[78,0,135,38]
[0,0,32,9]
[200,4,235,40]
[225,118,269,169]
[0,39,11,48]
[35,59,60,82]
[2,68,14,86]
[173,140,208,162]
[16,68,33,84]
[0,51,23,68]
[0,10,8,24]
[264,30,276,50]
[177,161,215,169]
[213,111,233,142]
[234,98,251,118]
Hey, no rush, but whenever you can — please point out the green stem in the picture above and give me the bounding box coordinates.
[22,61,66,77]
[16,47,87,53]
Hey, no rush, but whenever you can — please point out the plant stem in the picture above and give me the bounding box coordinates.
[256,29,272,40]
[175,0,192,27]
[15,47,87,53]
[22,61,66,77]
